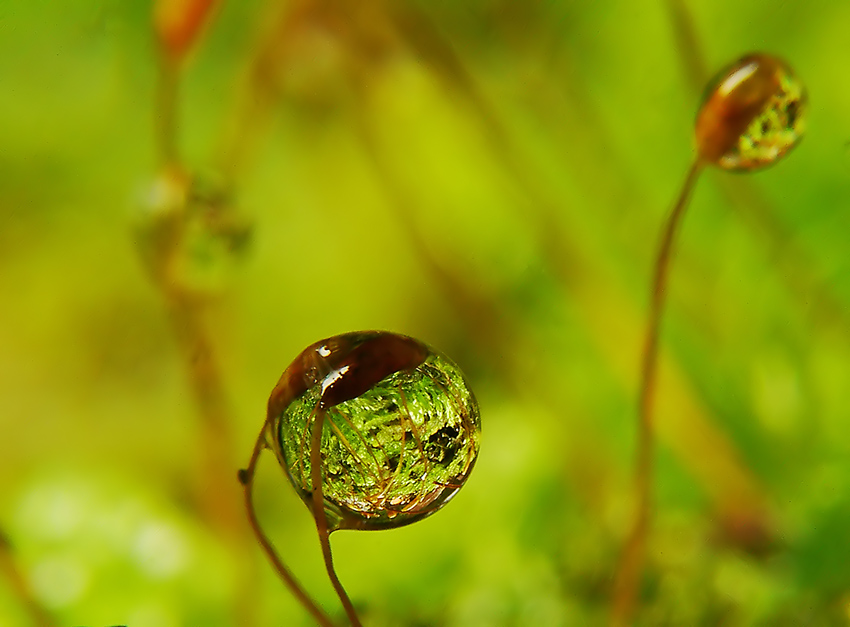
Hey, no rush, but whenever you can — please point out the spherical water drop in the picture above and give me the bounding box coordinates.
[268,331,481,531]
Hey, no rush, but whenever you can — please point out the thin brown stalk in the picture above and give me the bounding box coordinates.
[148,48,258,626]
[213,1,291,186]
[664,0,708,94]
[166,296,245,532]
[310,410,363,627]
[151,46,244,543]
[0,530,54,627]
[239,428,336,627]
[156,56,180,167]
[611,160,702,626]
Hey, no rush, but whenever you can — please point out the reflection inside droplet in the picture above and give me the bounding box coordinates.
[270,331,481,531]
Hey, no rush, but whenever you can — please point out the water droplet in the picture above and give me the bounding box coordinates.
[269,331,481,531]
[695,53,806,171]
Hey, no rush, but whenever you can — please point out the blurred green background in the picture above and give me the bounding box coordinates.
[1,1,849,625]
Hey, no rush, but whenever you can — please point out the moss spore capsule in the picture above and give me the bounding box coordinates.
[695,53,806,171]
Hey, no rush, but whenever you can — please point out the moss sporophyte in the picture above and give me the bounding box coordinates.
[612,53,807,626]
[239,331,481,627]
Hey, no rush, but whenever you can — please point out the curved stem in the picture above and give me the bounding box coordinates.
[612,160,703,626]
[151,46,259,626]
[239,427,336,627]
[664,0,709,94]
[0,529,54,627]
[310,409,363,627]
[156,55,180,168]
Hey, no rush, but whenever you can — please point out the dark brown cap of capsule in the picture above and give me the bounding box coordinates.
[267,331,429,419]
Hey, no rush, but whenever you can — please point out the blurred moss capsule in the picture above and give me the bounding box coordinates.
[268,331,481,532]
[154,0,219,62]
[695,53,806,171]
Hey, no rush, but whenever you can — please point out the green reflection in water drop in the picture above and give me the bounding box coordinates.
[271,333,481,532]
[695,54,807,172]
[717,68,806,171]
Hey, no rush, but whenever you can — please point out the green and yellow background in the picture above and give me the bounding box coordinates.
[1,1,849,625]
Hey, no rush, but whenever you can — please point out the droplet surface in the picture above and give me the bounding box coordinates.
[695,53,806,171]
[268,331,481,531]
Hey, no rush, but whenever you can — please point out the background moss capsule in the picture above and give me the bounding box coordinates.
[695,53,806,171]
[268,331,481,531]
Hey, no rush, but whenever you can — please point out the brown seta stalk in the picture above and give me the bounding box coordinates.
[611,160,703,626]
[147,16,259,624]
[239,407,362,626]
[0,529,55,627]
[238,424,337,627]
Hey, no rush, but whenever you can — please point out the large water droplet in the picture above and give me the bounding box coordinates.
[269,331,481,531]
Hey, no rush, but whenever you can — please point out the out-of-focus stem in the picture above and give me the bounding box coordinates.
[239,428,336,627]
[664,0,708,94]
[611,160,702,626]
[148,44,256,625]
[156,57,180,167]
[152,43,243,539]
[214,1,288,186]
[167,294,243,532]
[0,531,54,627]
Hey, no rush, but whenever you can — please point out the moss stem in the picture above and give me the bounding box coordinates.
[612,159,703,625]
[240,426,337,627]
[0,530,54,627]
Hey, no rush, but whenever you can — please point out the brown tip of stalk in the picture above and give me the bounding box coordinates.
[154,0,219,63]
